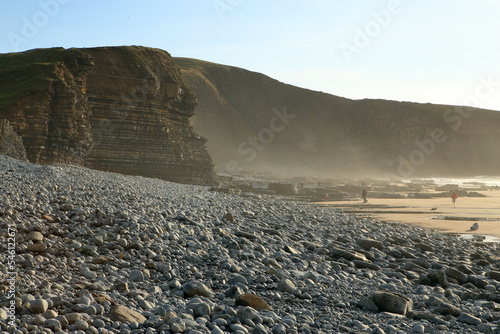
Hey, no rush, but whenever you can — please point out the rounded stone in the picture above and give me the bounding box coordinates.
[411,324,425,333]
[75,319,89,330]
[129,269,145,282]
[44,318,62,331]
[237,306,257,322]
[34,314,46,325]
[29,299,49,314]
[93,319,106,328]
[42,310,58,319]
[27,231,44,242]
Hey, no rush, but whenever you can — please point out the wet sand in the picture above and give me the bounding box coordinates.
[316,191,500,238]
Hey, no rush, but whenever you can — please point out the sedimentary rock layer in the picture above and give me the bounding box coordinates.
[0,46,213,184]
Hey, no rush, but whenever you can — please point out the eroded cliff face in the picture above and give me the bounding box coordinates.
[0,47,213,184]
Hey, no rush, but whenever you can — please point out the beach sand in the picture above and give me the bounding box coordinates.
[317,190,500,238]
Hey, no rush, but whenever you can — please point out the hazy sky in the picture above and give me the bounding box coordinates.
[1,0,499,111]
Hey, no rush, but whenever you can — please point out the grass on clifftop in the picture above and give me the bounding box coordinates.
[0,48,82,111]
[175,57,233,73]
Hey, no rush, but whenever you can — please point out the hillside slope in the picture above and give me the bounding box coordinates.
[176,57,500,178]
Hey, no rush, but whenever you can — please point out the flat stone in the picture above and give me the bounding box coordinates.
[235,293,271,310]
[27,243,47,253]
[371,291,413,315]
[456,313,482,325]
[182,281,214,298]
[93,255,113,264]
[59,203,74,211]
[278,279,296,293]
[488,270,500,282]
[353,260,381,271]
[27,231,44,242]
[109,305,146,323]
[330,247,368,262]
[356,238,384,250]
[284,245,300,254]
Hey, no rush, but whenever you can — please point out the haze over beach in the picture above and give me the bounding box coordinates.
[2,1,500,334]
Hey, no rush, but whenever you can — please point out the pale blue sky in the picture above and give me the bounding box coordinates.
[1,0,499,111]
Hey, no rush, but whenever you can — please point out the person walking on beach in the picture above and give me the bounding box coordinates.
[362,187,368,203]
[451,191,458,205]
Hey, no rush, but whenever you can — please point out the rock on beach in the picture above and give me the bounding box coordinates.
[1,154,500,333]
[109,305,147,323]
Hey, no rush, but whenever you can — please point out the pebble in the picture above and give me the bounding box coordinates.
[75,319,89,330]
[27,231,44,242]
[28,299,49,314]
[2,154,500,334]
[129,269,145,282]
[43,319,61,331]
[411,324,425,333]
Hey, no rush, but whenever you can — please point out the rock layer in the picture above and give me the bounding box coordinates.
[0,47,213,184]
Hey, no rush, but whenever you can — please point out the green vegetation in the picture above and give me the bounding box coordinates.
[0,48,82,110]
[175,57,233,73]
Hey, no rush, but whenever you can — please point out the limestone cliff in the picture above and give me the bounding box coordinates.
[0,47,213,184]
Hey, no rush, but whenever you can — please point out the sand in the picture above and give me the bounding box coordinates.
[317,190,500,238]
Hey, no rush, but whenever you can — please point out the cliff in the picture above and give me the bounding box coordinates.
[176,58,500,178]
[0,47,214,184]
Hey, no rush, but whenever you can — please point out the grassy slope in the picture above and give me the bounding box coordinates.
[0,48,84,110]
[175,57,500,176]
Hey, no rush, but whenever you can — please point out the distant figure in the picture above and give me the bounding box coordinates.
[324,193,329,201]
[451,191,458,204]
[362,188,368,203]
[471,222,479,231]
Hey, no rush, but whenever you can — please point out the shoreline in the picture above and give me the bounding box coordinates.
[314,190,500,239]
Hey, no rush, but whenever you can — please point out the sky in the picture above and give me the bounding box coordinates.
[1,0,500,111]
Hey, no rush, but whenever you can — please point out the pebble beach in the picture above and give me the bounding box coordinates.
[3,155,500,334]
